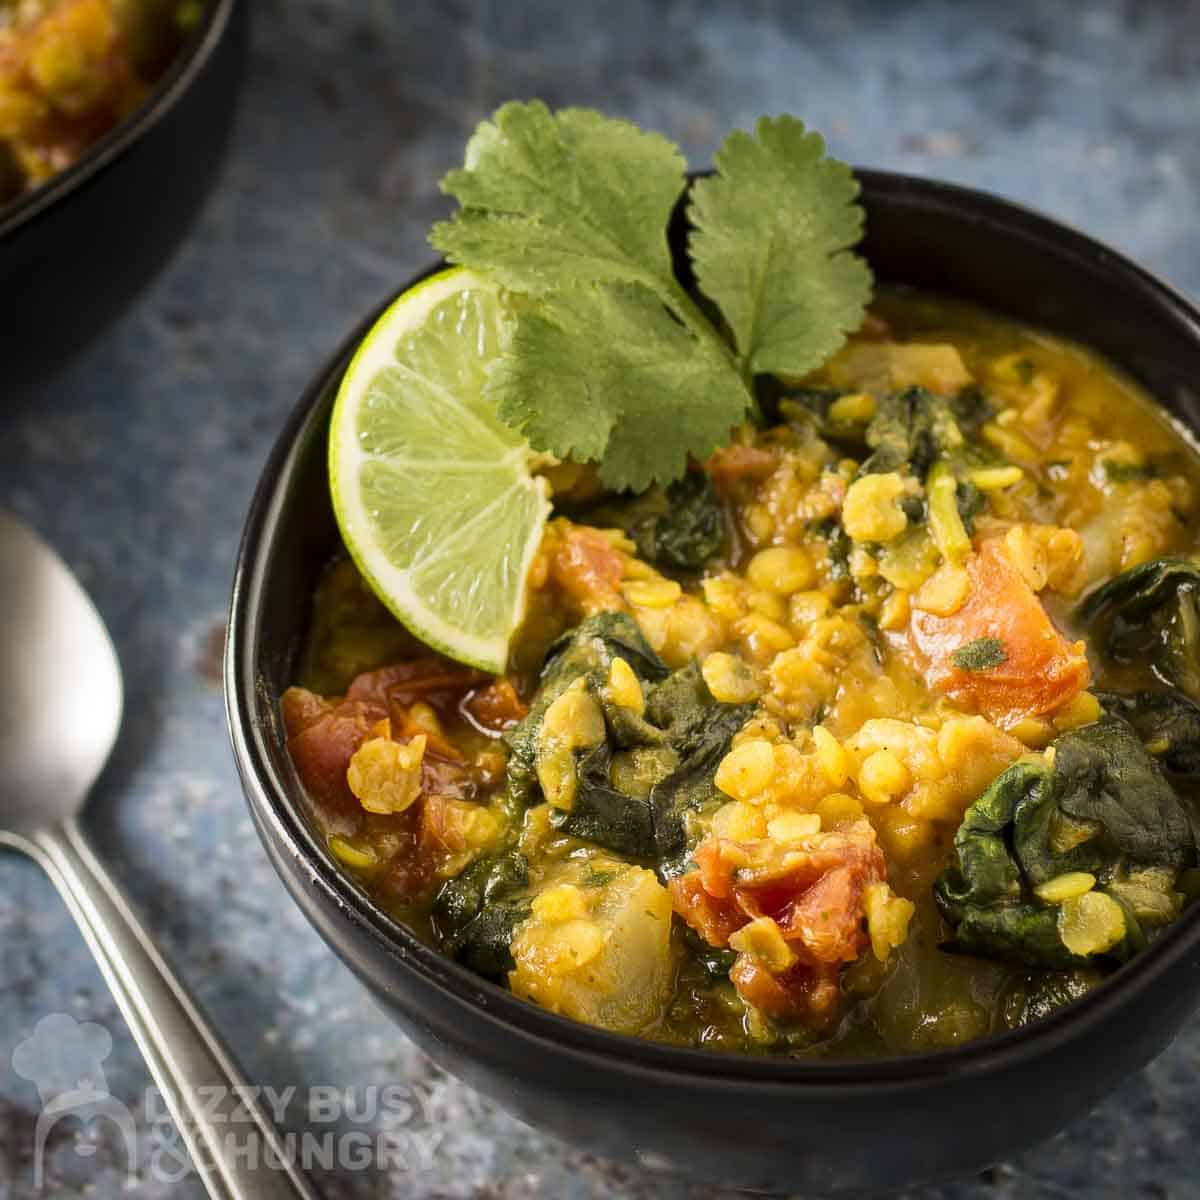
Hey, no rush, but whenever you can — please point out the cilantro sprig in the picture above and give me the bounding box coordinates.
[431,102,872,492]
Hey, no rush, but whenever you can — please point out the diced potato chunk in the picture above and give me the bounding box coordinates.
[509,863,674,1035]
[828,341,972,397]
[532,883,590,923]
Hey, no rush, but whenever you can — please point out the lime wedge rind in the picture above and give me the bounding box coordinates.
[328,268,551,673]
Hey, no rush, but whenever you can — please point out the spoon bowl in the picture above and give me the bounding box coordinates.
[0,512,122,843]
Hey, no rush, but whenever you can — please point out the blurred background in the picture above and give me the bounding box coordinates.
[2,1,1198,1196]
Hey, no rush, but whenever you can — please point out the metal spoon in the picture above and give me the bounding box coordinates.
[0,511,318,1200]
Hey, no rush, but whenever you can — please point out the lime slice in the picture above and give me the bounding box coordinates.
[329,268,551,673]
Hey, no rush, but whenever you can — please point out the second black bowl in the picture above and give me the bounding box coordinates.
[226,171,1200,1195]
[0,0,247,398]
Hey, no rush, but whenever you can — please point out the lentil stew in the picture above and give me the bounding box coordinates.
[283,289,1200,1057]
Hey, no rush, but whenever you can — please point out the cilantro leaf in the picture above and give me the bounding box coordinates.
[431,101,688,299]
[688,115,872,377]
[432,105,873,491]
[486,283,748,492]
[952,637,1009,672]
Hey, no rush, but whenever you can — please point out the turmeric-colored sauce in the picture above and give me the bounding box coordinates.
[284,290,1200,1056]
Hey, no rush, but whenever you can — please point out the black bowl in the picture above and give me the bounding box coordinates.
[225,172,1200,1195]
[0,0,247,397]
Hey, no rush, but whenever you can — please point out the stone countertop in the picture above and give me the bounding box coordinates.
[2,1,1199,1196]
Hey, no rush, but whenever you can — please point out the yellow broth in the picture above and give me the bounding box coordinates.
[283,288,1200,1056]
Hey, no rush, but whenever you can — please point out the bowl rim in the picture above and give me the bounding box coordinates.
[227,167,1200,1087]
[0,0,239,240]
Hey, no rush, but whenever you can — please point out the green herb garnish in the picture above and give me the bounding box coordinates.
[431,102,872,491]
[951,637,1008,672]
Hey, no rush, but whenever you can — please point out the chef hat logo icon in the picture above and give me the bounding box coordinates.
[12,1013,137,1189]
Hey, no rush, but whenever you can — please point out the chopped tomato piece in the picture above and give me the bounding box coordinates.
[463,677,530,733]
[346,657,485,715]
[705,445,778,489]
[668,871,743,947]
[390,710,465,763]
[282,664,477,890]
[281,686,334,735]
[693,835,739,900]
[908,538,1090,726]
[773,866,869,964]
[419,792,494,856]
[420,793,465,853]
[374,808,434,902]
[282,687,385,830]
[730,958,841,1026]
[548,524,626,614]
[671,821,886,1025]
[693,824,881,906]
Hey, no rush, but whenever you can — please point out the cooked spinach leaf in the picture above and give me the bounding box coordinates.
[505,612,668,803]
[652,473,725,571]
[509,622,751,865]
[811,515,853,580]
[646,662,755,869]
[860,386,963,477]
[935,718,1197,969]
[949,383,994,434]
[568,472,724,573]
[1102,460,1154,483]
[855,384,1002,552]
[1078,557,1200,702]
[774,386,868,448]
[431,851,531,979]
[955,479,985,534]
[1096,689,1200,781]
[682,927,738,980]
[1002,969,1101,1029]
[545,610,670,687]
[549,740,657,857]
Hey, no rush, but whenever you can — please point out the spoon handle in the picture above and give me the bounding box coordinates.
[33,817,321,1200]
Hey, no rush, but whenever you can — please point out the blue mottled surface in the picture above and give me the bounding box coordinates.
[3,1,1200,1196]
